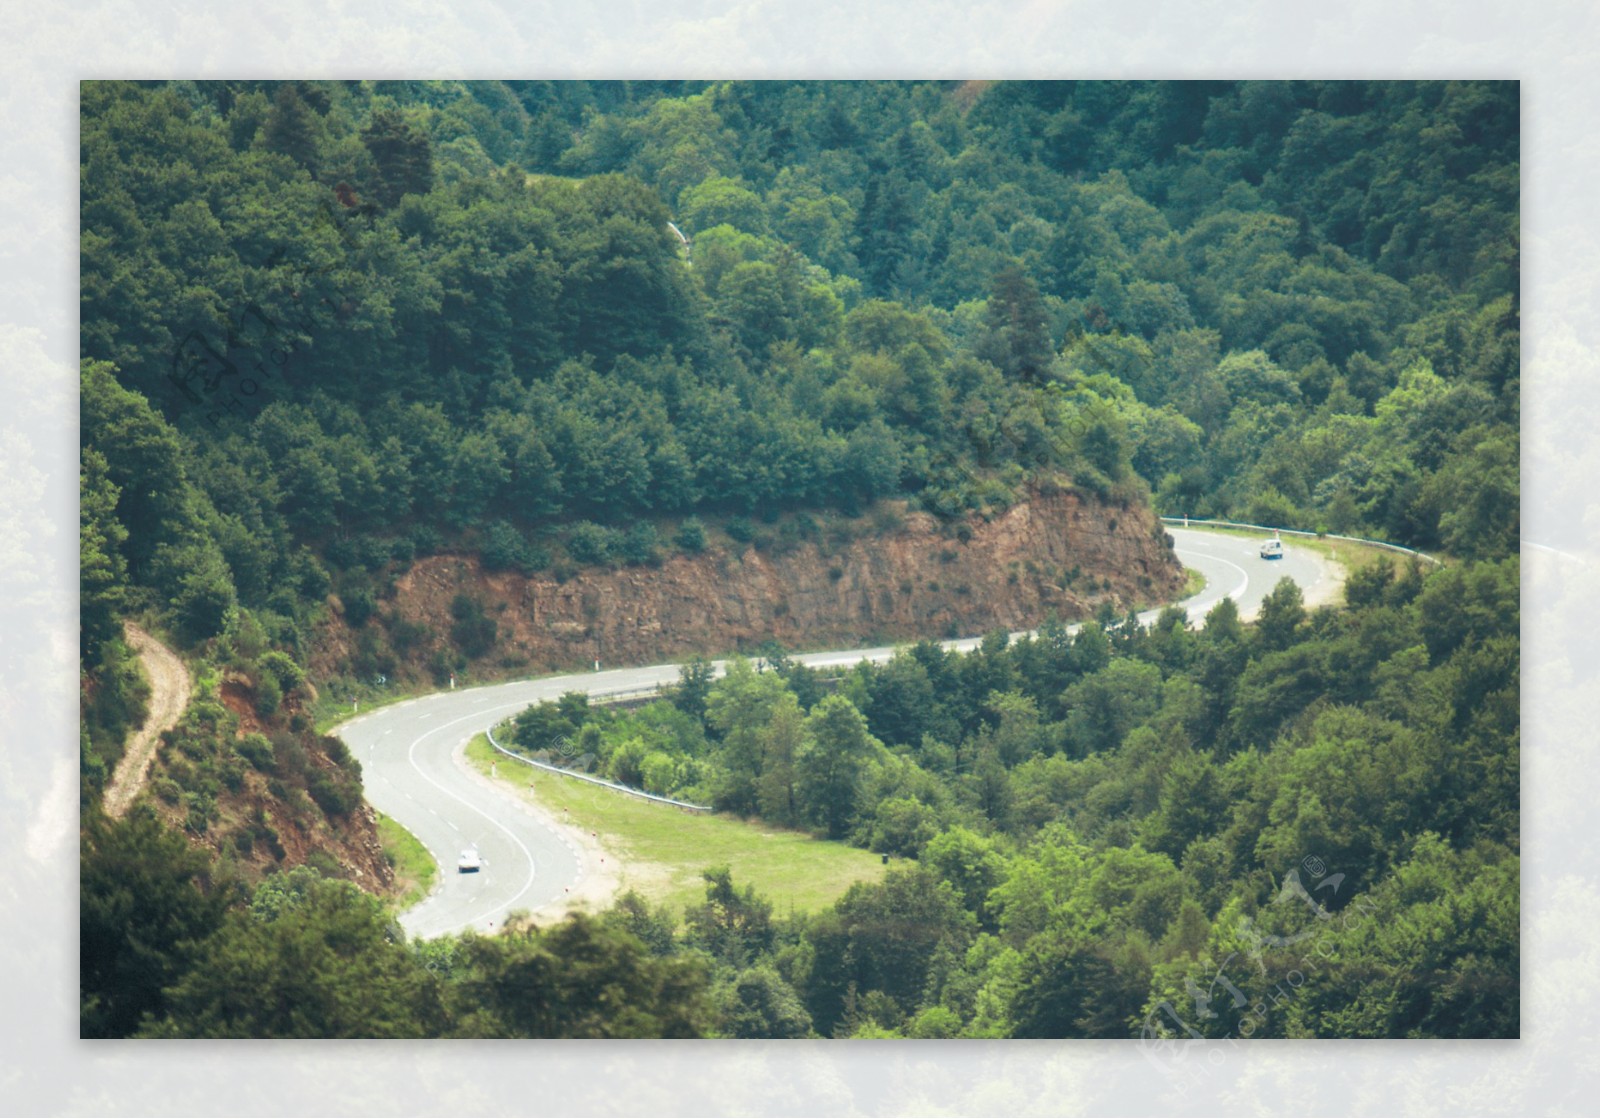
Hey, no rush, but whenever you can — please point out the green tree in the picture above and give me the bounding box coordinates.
[705,656,793,815]
[864,651,937,748]
[361,106,434,208]
[260,82,320,171]
[674,516,708,553]
[756,691,807,825]
[679,175,769,235]
[80,449,129,661]
[797,695,879,838]
[81,810,235,1038]
[80,361,194,578]
[1255,576,1307,652]
[153,540,238,642]
[723,965,813,1038]
[449,593,497,659]
[445,913,711,1038]
[684,866,774,966]
[672,656,715,722]
[803,866,976,1035]
[980,265,1054,383]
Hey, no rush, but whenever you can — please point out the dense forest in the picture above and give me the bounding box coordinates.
[80,80,1518,1038]
[495,557,1517,1038]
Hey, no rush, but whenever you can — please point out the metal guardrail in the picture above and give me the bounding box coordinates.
[1161,516,1442,566]
[485,724,713,813]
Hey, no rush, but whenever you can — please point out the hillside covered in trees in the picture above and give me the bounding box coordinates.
[79,80,1517,1038]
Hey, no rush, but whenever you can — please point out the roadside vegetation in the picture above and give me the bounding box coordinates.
[376,811,437,911]
[79,79,1518,1038]
[465,733,886,916]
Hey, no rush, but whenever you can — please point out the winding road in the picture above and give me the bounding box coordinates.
[335,527,1337,940]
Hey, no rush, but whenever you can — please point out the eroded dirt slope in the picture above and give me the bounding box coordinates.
[317,488,1184,681]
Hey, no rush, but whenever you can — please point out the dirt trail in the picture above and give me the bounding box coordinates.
[103,622,192,819]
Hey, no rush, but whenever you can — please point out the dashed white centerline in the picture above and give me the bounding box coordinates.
[347,530,1339,938]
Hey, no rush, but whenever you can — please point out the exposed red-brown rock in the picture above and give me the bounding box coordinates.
[331,488,1182,679]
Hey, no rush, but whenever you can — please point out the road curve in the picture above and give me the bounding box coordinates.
[336,526,1339,939]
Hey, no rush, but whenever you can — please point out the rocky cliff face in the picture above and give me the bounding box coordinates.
[357,488,1182,677]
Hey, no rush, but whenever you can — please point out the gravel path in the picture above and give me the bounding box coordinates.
[103,622,192,819]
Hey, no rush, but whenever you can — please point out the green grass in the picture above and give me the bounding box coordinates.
[464,733,887,919]
[375,810,437,910]
[1179,565,1207,600]
[316,683,434,735]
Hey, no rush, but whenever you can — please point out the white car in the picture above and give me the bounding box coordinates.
[457,847,482,873]
[1259,536,1284,560]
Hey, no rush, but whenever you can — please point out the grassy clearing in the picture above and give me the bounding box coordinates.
[464,733,887,920]
[375,810,437,910]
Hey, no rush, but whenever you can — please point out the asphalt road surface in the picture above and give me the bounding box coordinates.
[336,526,1338,940]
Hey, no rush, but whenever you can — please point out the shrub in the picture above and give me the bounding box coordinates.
[567,521,617,565]
[308,768,359,816]
[726,516,755,543]
[261,825,286,861]
[156,542,237,642]
[305,848,346,878]
[255,672,282,717]
[620,523,660,566]
[868,797,941,858]
[272,731,308,778]
[342,586,376,628]
[775,520,805,554]
[482,520,548,574]
[293,549,332,600]
[428,647,457,685]
[320,734,359,776]
[258,651,305,692]
[408,524,443,557]
[182,791,215,835]
[356,534,390,570]
[324,536,360,569]
[450,594,497,659]
[675,517,708,553]
[237,733,274,771]
[384,614,430,656]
